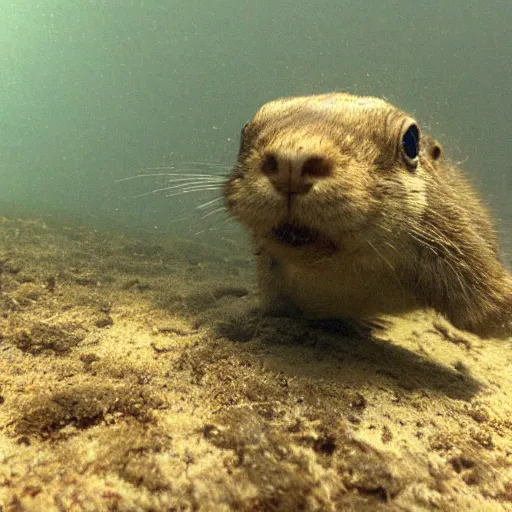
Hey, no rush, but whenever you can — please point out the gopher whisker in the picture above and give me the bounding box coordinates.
[116,172,225,183]
[153,180,222,193]
[196,196,224,210]
[164,186,222,198]
[181,161,232,169]
[201,206,227,219]
[164,176,225,183]
[129,182,219,199]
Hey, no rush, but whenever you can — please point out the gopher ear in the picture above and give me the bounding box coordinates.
[422,135,443,161]
[430,141,442,161]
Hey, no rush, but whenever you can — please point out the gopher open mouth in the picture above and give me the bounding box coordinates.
[271,223,337,252]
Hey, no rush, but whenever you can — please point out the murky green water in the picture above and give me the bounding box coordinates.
[1,0,510,258]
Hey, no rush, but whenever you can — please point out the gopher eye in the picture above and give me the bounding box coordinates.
[402,123,420,162]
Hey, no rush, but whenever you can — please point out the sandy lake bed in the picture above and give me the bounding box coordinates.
[0,215,511,511]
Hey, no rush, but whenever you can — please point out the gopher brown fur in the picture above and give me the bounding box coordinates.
[223,93,512,338]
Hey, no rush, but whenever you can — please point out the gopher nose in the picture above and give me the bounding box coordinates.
[260,151,332,196]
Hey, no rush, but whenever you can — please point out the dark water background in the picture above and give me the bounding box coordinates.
[1,0,510,258]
